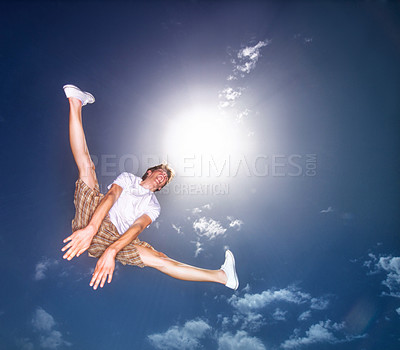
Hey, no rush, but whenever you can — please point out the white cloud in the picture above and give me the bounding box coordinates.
[365,254,400,298]
[34,258,59,281]
[218,87,243,109]
[219,101,232,109]
[219,315,232,330]
[190,204,212,215]
[240,312,265,332]
[293,33,313,45]
[231,314,240,326]
[298,311,311,321]
[363,253,377,270]
[220,87,242,100]
[40,330,69,349]
[32,308,56,332]
[235,40,269,74]
[281,320,363,349]
[227,286,331,332]
[218,330,266,350]
[16,338,34,350]
[272,308,287,321]
[192,208,202,214]
[310,297,329,310]
[281,321,337,349]
[235,109,250,124]
[396,307,400,316]
[32,308,70,349]
[242,284,251,293]
[376,256,400,297]
[220,288,265,331]
[191,240,203,257]
[227,216,244,231]
[193,217,227,240]
[148,319,211,350]
[34,262,47,280]
[171,224,183,235]
[229,286,311,314]
[319,206,333,214]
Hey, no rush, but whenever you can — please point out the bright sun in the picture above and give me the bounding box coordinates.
[162,104,255,183]
[164,106,242,158]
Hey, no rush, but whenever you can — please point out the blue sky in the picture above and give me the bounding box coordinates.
[1,1,399,349]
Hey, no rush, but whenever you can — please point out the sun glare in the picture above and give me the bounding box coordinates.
[164,106,244,158]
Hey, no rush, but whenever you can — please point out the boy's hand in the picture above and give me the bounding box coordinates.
[90,248,116,290]
[62,225,97,260]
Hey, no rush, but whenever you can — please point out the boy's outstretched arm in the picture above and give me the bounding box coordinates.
[62,184,123,260]
[89,214,152,290]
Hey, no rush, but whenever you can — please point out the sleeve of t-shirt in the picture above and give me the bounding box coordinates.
[107,172,130,191]
[143,196,161,223]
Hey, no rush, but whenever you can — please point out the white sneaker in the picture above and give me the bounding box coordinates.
[221,250,239,290]
[63,84,95,106]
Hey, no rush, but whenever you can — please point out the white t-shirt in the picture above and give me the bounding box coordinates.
[107,172,161,235]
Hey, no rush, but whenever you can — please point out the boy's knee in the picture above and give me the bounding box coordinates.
[142,250,169,268]
[79,160,94,176]
[86,160,96,173]
[155,251,168,259]
[152,251,169,267]
[90,159,96,171]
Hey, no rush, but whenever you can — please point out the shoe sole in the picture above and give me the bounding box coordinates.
[63,84,95,104]
[226,250,239,290]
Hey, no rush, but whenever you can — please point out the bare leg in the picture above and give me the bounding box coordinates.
[135,245,228,284]
[68,98,98,189]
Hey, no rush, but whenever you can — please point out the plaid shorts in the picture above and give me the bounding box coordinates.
[71,178,155,267]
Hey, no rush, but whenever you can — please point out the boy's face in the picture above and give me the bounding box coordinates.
[146,169,168,191]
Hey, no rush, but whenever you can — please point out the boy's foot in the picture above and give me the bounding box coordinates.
[221,250,239,290]
[63,84,95,106]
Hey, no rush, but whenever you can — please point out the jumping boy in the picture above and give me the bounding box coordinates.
[61,84,239,291]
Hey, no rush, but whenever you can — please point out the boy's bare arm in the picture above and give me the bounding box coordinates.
[62,184,123,260]
[89,214,152,290]
[108,214,152,254]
